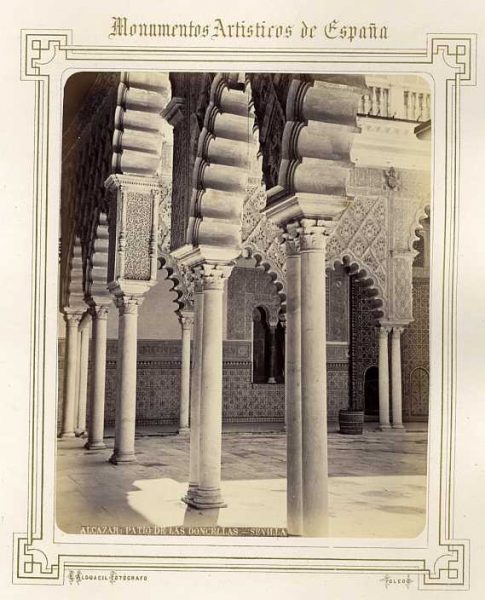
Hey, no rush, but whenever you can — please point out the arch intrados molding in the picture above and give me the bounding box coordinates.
[241,242,286,305]
[409,203,431,251]
[328,254,386,315]
[157,252,191,313]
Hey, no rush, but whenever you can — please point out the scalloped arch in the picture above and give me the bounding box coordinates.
[409,203,431,251]
[158,252,192,313]
[241,242,286,307]
[328,254,386,320]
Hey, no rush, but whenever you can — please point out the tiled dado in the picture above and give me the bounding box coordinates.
[57,339,350,429]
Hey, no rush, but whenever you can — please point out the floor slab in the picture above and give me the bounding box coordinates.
[56,424,428,538]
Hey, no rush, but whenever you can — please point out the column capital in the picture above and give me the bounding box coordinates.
[114,294,144,315]
[63,310,84,326]
[283,224,301,256]
[299,219,329,252]
[391,325,405,337]
[89,304,110,320]
[200,264,233,291]
[179,311,195,331]
[377,324,392,337]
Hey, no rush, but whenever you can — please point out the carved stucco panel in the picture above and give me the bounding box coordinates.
[124,192,153,280]
[390,254,414,322]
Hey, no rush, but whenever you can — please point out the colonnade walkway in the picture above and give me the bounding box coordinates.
[56,423,427,538]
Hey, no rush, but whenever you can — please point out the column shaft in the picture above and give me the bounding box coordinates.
[185,289,204,501]
[110,297,140,464]
[300,229,328,537]
[189,268,228,509]
[378,327,391,430]
[75,319,91,436]
[179,314,194,432]
[85,306,109,450]
[60,313,82,438]
[267,325,277,384]
[285,246,303,536]
[391,327,405,429]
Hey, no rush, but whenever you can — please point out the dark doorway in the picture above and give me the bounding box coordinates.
[252,307,270,383]
[364,366,379,418]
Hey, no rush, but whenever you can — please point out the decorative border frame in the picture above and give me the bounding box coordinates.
[13,29,476,591]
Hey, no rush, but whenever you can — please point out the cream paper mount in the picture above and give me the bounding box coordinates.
[15,29,475,591]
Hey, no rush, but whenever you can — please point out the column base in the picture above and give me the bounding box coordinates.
[267,377,276,384]
[74,429,86,438]
[178,427,190,436]
[85,440,106,451]
[185,487,227,509]
[109,452,136,465]
[59,432,76,439]
[182,484,199,504]
[378,424,392,431]
[391,424,406,431]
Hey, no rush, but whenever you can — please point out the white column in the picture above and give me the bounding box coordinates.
[285,236,303,536]
[110,295,142,464]
[73,329,82,435]
[378,326,392,430]
[184,284,204,502]
[75,316,91,437]
[60,311,83,438]
[178,312,194,433]
[391,326,405,430]
[85,305,109,450]
[188,265,231,509]
[300,221,329,537]
[267,323,278,384]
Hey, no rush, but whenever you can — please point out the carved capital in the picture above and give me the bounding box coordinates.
[377,325,392,338]
[283,222,300,256]
[115,295,144,316]
[201,264,233,291]
[63,311,83,327]
[299,219,329,252]
[391,325,405,337]
[89,304,110,321]
[179,312,195,331]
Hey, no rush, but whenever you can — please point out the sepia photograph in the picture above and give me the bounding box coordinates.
[3,2,485,597]
[56,71,431,539]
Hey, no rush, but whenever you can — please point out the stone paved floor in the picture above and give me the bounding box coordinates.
[56,423,428,538]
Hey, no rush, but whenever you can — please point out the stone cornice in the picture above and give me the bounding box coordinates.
[352,116,431,171]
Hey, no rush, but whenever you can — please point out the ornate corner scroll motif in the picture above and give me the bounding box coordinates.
[14,536,60,581]
[21,30,72,80]
[420,542,469,590]
[428,34,477,84]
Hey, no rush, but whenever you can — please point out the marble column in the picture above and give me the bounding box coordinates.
[75,317,91,437]
[378,326,392,430]
[60,311,83,438]
[73,330,82,436]
[85,305,109,450]
[300,221,329,537]
[285,236,303,536]
[110,295,142,464]
[188,266,231,509]
[184,283,204,502]
[178,312,194,434]
[267,324,277,384]
[391,326,405,430]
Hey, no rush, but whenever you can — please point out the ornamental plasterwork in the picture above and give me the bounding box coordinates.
[158,178,172,255]
[242,184,286,281]
[326,193,388,303]
[124,192,153,281]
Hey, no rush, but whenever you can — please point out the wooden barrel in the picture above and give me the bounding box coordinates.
[338,410,364,435]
